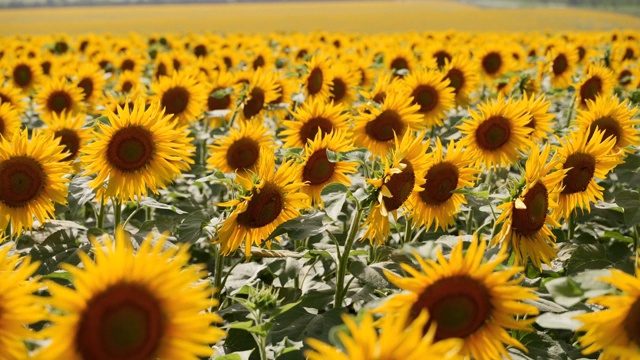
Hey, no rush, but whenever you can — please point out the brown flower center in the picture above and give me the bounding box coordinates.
[78,77,94,101]
[552,54,568,76]
[411,275,491,341]
[618,69,632,86]
[475,116,511,150]
[107,126,154,172]
[243,88,265,120]
[155,63,167,79]
[307,68,323,95]
[194,44,207,58]
[47,91,73,114]
[481,52,502,75]
[299,117,333,145]
[419,162,459,206]
[372,91,386,104]
[330,78,347,103]
[411,84,439,114]
[122,81,133,94]
[579,76,602,106]
[561,152,596,194]
[303,148,335,185]
[390,57,409,74]
[13,64,33,88]
[445,68,465,96]
[121,59,135,72]
[577,46,586,62]
[0,156,45,208]
[226,137,260,172]
[365,110,404,143]
[382,161,415,212]
[434,51,452,68]
[208,86,231,111]
[624,298,640,347]
[512,182,549,235]
[587,116,622,146]
[161,86,190,116]
[76,284,164,360]
[252,55,265,70]
[237,182,283,228]
[54,129,81,162]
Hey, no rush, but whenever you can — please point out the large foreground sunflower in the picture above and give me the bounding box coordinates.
[40,228,225,360]
[0,246,44,359]
[82,101,195,202]
[207,121,274,175]
[458,96,532,169]
[409,138,480,231]
[377,235,539,359]
[574,269,640,360]
[280,98,350,149]
[0,129,71,235]
[215,154,310,257]
[306,310,463,360]
[494,144,566,269]
[555,128,621,219]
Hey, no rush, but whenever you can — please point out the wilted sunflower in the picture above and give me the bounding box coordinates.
[40,228,225,360]
[215,154,310,257]
[207,121,274,175]
[35,77,85,123]
[0,129,71,235]
[458,96,532,169]
[0,102,22,141]
[150,70,207,125]
[574,268,640,360]
[494,144,566,269]
[575,95,640,155]
[517,93,555,143]
[353,89,423,156]
[306,310,463,360]
[576,63,615,109]
[377,235,539,359]
[239,69,279,122]
[281,98,350,149]
[0,246,44,359]
[409,138,480,231]
[299,131,359,208]
[362,132,429,245]
[400,69,455,128]
[0,82,26,114]
[82,101,195,202]
[555,128,621,219]
[442,55,479,107]
[303,56,334,101]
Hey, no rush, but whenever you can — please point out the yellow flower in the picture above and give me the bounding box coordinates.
[208,120,274,175]
[35,77,85,124]
[150,70,207,125]
[281,98,351,149]
[400,69,456,128]
[0,102,22,141]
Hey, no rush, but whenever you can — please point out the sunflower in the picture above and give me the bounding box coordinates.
[306,309,463,360]
[576,63,616,109]
[239,69,280,122]
[114,70,144,95]
[458,96,532,170]
[0,82,26,114]
[40,228,225,360]
[476,44,512,80]
[34,77,85,124]
[361,132,429,245]
[0,102,21,141]
[574,268,640,360]
[150,70,207,125]
[575,95,640,155]
[72,63,106,107]
[385,46,420,77]
[0,129,71,235]
[409,138,480,231]
[359,72,398,105]
[215,154,310,257]
[152,52,174,80]
[546,41,579,89]
[517,93,555,143]
[299,131,359,208]
[328,63,359,106]
[400,69,455,128]
[442,55,479,107]
[42,110,90,169]
[82,100,195,203]
[377,235,539,359]
[7,56,42,92]
[0,246,44,359]
[494,144,566,270]
[615,62,638,91]
[208,121,274,175]
[353,89,423,156]
[115,52,146,75]
[555,128,621,219]
[303,56,334,101]
[281,98,350,149]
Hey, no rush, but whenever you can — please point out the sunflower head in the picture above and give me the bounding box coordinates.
[576,63,615,109]
[0,102,22,141]
[35,77,85,124]
[208,120,274,175]
[303,56,334,101]
[400,69,456,128]
[150,70,207,125]
[281,98,351,149]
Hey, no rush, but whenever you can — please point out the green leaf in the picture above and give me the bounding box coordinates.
[566,243,612,275]
[270,305,344,343]
[178,210,211,243]
[30,240,91,276]
[349,259,391,289]
[544,277,583,308]
[615,190,640,226]
[321,183,348,221]
[266,212,328,241]
[139,198,187,214]
[535,310,585,330]
[326,149,338,163]
[214,352,252,360]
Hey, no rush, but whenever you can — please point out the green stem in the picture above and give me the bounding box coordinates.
[403,217,413,245]
[466,208,474,235]
[566,94,577,128]
[113,198,122,229]
[121,206,145,228]
[334,205,363,309]
[567,211,576,241]
[213,246,224,303]
[97,197,106,229]
[633,225,639,272]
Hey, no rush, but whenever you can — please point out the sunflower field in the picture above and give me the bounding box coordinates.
[0,28,639,360]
